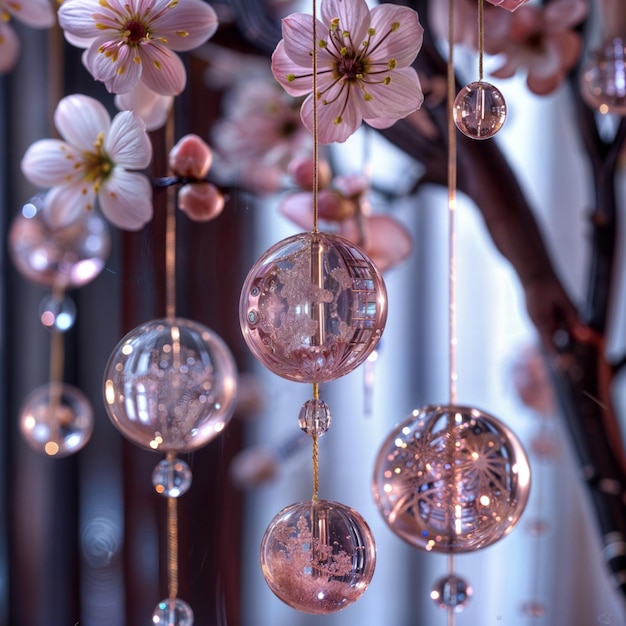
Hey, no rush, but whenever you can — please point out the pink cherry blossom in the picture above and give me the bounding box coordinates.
[114,82,173,131]
[486,0,589,95]
[58,0,219,96]
[0,0,56,74]
[21,94,153,231]
[271,0,424,144]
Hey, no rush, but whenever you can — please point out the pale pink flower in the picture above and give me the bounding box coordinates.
[271,0,424,144]
[486,0,589,95]
[58,0,218,95]
[21,94,153,231]
[115,82,173,131]
[0,0,56,74]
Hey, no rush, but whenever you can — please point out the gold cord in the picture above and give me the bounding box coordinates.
[165,112,176,321]
[312,0,319,234]
[312,381,320,501]
[166,451,179,601]
[478,0,485,82]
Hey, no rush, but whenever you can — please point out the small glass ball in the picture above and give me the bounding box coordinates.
[453,81,507,140]
[430,574,472,612]
[152,597,194,626]
[240,232,387,383]
[152,458,193,497]
[260,499,376,614]
[103,317,238,453]
[8,193,111,289]
[580,38,626,115]
[298,399,331,437]
[19,382,94,457]
[39,293,77,332]
[372,405,531,553]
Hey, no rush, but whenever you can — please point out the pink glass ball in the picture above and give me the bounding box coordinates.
[431,574,472,612]
[103,317,238,453]
[8,193,110,289]
[372,405,531,553]
[240,232,387,383]
[580,39,626,115]
[260,499,376,614]
[19,382,94,457]
[453,81,507,140]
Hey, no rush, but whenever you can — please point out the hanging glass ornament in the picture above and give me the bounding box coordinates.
[152,457,193,497]
[453,81,507,140]
[8,193,110,289]
[580,38,626,115]
[19,382,94,457]
[260,499,376,614]
[372,405,531,553]
[430,573,472,612]
[103,317,238,453]
[39,292,77,332]
[152,597,194,626]
[239,232,387,383]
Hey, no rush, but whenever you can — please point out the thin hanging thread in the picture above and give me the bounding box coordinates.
[447,2,458,625]
[312,381,320,502]
[478,0,485,82]
[166,452,179,600]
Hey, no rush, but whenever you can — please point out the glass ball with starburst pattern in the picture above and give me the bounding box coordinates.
[372,405,531,553]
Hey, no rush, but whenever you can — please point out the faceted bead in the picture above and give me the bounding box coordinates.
[152,598,194,626]
[298,399,331,437]
[453,81,507,140]
[431,574,472,612]
[39,293,76,332]
[152,458,193,497]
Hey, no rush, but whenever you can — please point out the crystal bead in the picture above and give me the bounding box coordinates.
[453,81,507,140]
[19,382,94,457]
[39,293,76,332]
[580,38,626,115]
[298,399,331,437]
[152,598,194,626]
[152,458,193,497]
[431,574,472,612]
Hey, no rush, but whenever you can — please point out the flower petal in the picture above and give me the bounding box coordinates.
[150,0,219,51]
[280,13,316,67]
[44,182,96,229]
[360,67,424,121]
[105,111,152,169]
[368,4,424,67]
[58,0,102,40]
[114,83,173,131]
[301,89,362,144]
[99,169,153,231]
[138,43,187,96]
[178,183,224,222]
[0,23,20,75]
[54,94,111,150]
[271,39,315,96]
[21,139,84,187]
[10,0,56,28]
[321,0,370,43]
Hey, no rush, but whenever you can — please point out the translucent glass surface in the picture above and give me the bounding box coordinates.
[372,405,531,553]
[240,232,387,383]
[453,81,507,140]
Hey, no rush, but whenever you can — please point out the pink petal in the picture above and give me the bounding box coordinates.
[288,156,332,190]
[178,183,224,222]
[301,87,362,144]
[368,4,424,67]
[54,94,111,151]
[169,135,213,179]
[544,0,588,29]
[21,139,83,187]
[0,23,20,74]
[321,0,370,43]
[44,182,96,229]
[99,169,153,231]
[150,0,218,51]
[137,43,187,96]
[114,83,173,131]
[278,192,315,229]
[271,39,315,97]
[10,0,56,28]
[360,67,424,122]
[105,111,153,169]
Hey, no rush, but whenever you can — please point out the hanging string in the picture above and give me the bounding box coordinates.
[166,451,180,601]
[312,382,320,502]
[448,0,458,407]
[478,0,485,82]
[447,2,459,625]
[165,112,177,322]
[312,0,320,234]
[46,284,66,456]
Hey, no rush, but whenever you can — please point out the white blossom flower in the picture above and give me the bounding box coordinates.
[21,94,153,231]
[58,0,219,95]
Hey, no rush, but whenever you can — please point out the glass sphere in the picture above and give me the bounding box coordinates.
[39,293,76,332]
[8,193,111,289]
[431,574,472,612]
[372,405,531,553]
[20,382,94,457]
[260,499,376,614]
[298,398,332,437]
[152,457,193,497]
[103,317,238,453]
[453,81,507,140]
[152,597,194,626]
[580,39,626,115]
[240,232,387,383]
